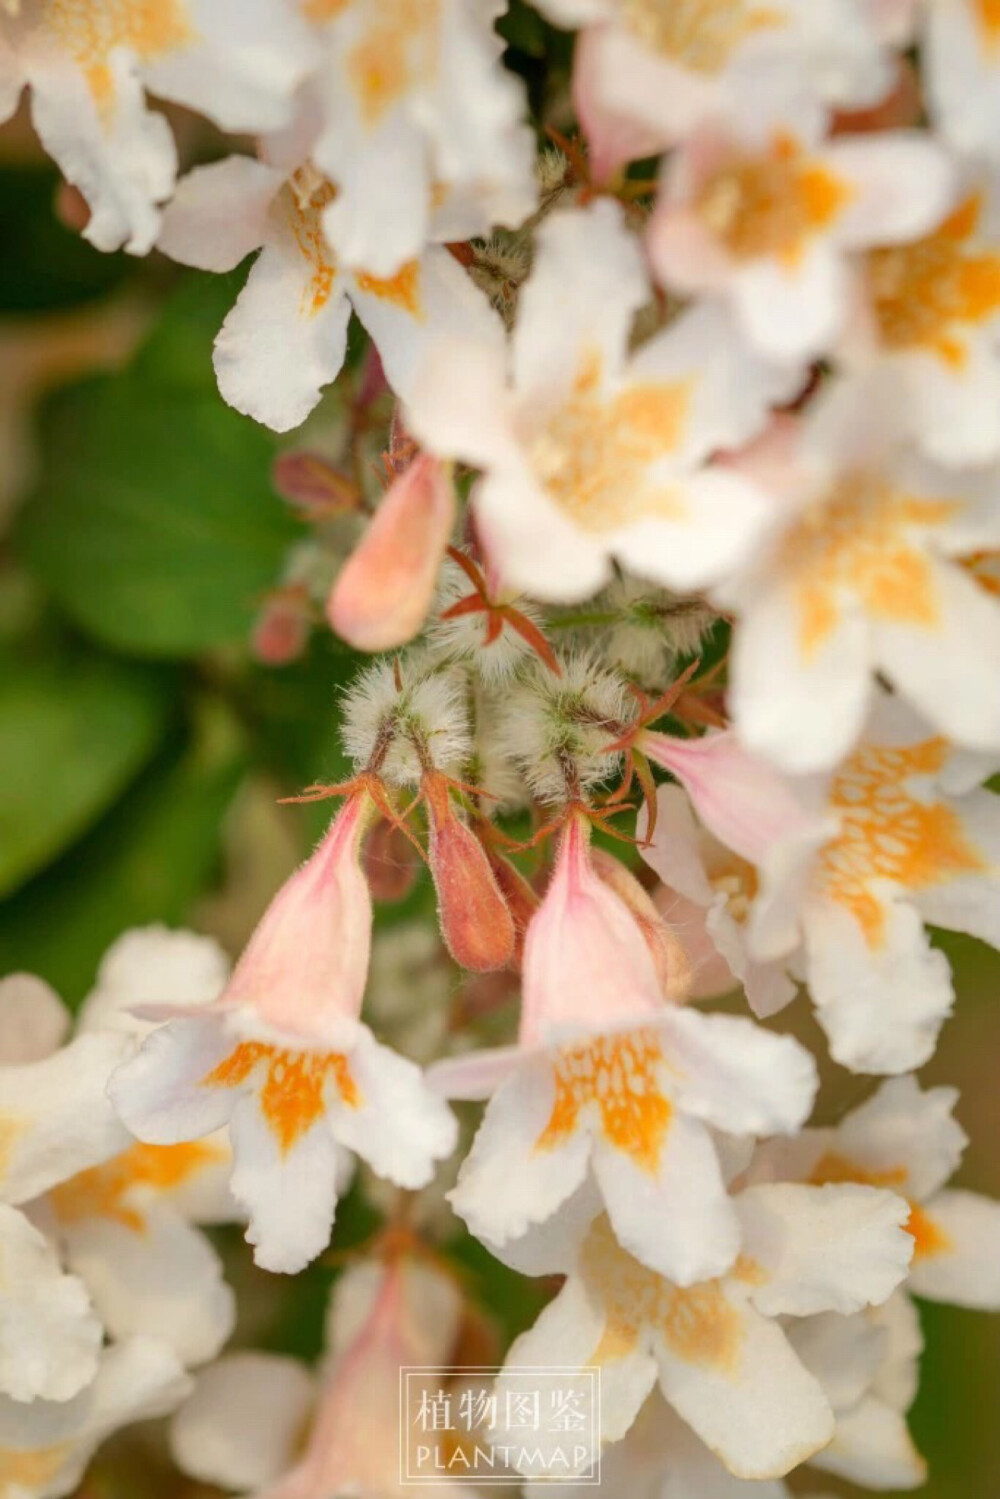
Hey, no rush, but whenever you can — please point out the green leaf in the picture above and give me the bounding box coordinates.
[0,645,172,898]
[0,165,130,313]
[16,273,301,657]
[0,732,244,1006]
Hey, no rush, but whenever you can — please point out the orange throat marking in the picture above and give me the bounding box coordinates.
[203,1040,361,1154]
[817,736,987,948]
[696,134,851,265]
[43,0,195,114]
[778,475,957,660]
[529,350,692,534]
[867,196,1000,368]
[535,1030,672,1174]
[50,1140,225,1233]
[581,1216,744,1372]
[622,0,784,72]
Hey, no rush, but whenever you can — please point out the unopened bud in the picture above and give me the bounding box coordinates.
[591,848,691,1002]
[362,815,421,902]
[54,181,90,234]
[272,451,360,518]
[251,588,312,666]
[423,773,515,973]
[484,850,540,969]
[327,455,456,652]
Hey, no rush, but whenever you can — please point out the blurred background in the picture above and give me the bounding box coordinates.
[0,76,997,1499]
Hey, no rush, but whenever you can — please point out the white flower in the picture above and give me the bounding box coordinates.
[305,0,537,276]
[789,1294,927,1490]
[0,0,310,254]
[720,378,1000,771]
[404,199,798,604]
[431,815,817,1287]
[649,109,953,362]
[0,1204,100,1406]
[541,0,889,183]
[157,147,503,432]
[491,1180,911,1483]
[923,0,1000,168]
[109,797,457,1274]
[751,1074,1000,1311]
[0,1008,133,1211]
[844,185,1000,466]
[0,1337,189,1499]
[0,932,239,1371]
[752,693,1000,1072]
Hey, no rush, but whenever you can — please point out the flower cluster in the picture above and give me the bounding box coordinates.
[4,0,1000,1495]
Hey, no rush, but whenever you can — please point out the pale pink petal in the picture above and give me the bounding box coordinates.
[327,456,456,652]
[223,792,373,1039]
[519,816,664,1047]
[642,731,823,865]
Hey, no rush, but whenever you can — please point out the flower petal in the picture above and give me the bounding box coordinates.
[658,1007,817,1137]
[802,895,953,1073]
[907,1188,1000,1309]
[592,1113,741,1287]
[329,1027,457,1189]
[214,239,351,433]
[229,1092,342,1275]
[448,1055,591,1245]
[61,1205,235,1367]
[158,156,282,272]
[0,1032,134,1206]
[653,1297,834,1481]
[172,1353,315,1490]
[0,1204,101,1405]
[0,975,69,1065]
[736,1182,912,1318]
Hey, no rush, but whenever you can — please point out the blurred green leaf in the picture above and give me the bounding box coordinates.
[0,646,172,897]
[0,165,130,313]
[0,731,244,1005]
[17,273,301,657]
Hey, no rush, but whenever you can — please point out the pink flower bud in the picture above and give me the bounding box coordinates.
[251,589,312,666]
[271,451,359,517]
[222,790,375,1040]
[261,1252,462,1499]
[423,773,515,973]
[518,815,664,1049]
[327,455,455,652]
[362,815,421,903]
[590,848,692,1002]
